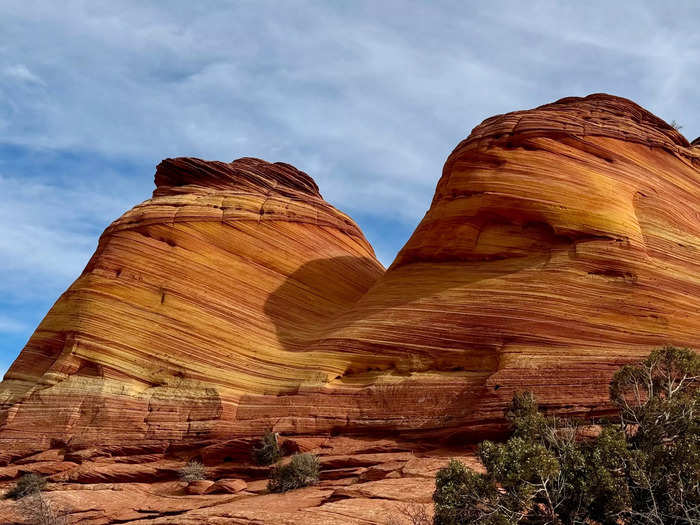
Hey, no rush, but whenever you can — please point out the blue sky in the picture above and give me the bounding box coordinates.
[1,1,698,375]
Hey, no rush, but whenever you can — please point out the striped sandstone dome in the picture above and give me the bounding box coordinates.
[0,94,697,446]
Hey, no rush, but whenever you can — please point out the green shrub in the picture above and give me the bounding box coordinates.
[178,459,206,482]
[434,459,509,524]
[268,453,320,493]
[5,473,47,500]
[610,346,699,524]
[434,346,699,525]
[253,430,282,466]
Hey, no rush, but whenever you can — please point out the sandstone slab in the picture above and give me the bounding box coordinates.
[185,479,215,495]
[205,477,247,494]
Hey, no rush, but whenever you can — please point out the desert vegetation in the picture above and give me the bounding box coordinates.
[386,503,432,525]
[177,459,207,482]
[268,453,320,493]
[434,346,699,524]
[5,473,47,500]
[253,430,282,466]
[18,493,67,525]
[4,473,67,525]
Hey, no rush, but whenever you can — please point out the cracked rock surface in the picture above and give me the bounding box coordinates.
[0,435,480,524]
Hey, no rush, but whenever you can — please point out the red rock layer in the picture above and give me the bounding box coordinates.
[0,435,474,524]
[312,94,700,421]
[0,157,384,446]
[0,94,698,448]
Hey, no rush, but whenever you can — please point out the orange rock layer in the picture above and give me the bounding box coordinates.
[0,157,385,445]
[0,94,698,447]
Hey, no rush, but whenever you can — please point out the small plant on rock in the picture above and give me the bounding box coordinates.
[268,453,320,493]
[18,493,68,525]
[178,459,206,482]
[253,430,282,466]
[5,473,47,500]
[386,502,432,525]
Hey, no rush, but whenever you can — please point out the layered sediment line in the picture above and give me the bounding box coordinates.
[311,93,700,420]
[0,157,385,445]
[0,94,698,447]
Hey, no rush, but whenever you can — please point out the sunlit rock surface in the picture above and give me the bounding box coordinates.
[0,435,476,524]
[0,157,384,445]
[0,94,698,449]
[312,93,700,427]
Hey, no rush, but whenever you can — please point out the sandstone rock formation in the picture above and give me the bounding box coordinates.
[0,94,698,450]
[310,93,700,428]
[0,157,385,446]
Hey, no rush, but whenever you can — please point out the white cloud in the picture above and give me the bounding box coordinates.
[0,0,698,308]
[0,173,142,300]
[1,2,694,198]
[2,64,45,85]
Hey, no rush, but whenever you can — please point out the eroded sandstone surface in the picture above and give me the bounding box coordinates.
[0,435,478,524]
[310,93,700,429]
[0,157,386,445]
[0,96,697,523]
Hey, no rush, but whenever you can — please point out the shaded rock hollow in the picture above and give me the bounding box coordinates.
[0,94,698,448]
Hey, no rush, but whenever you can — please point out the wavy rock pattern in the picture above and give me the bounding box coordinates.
[0,94,698,447]
[314,94,700,421]
[0,157,384,445]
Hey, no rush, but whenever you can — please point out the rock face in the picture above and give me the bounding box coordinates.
[0,94,698,448]
[0,157,384,446]
[309,93,700,428]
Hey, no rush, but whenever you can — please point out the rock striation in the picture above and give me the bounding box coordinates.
[0,94,698,449]
[309,94,700,428]
[0,157,384,445]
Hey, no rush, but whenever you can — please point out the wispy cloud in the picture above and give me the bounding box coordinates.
[0,174,108,300]
[2,64,45,86]
[1,2,695,214]
[0,0,698,365]
[0,154,149,298]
